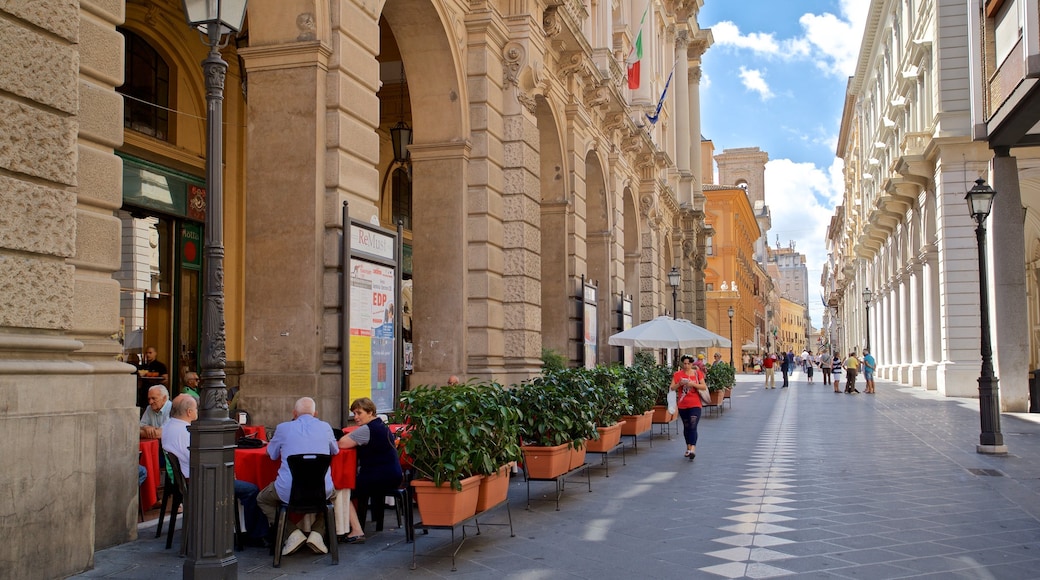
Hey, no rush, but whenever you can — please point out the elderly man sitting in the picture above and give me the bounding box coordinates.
[161,394,270,547]
[140,385,171,439]
[258,397,339,556]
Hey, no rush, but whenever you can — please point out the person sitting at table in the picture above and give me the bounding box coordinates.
[180,371,201,398]
[258,396,339,556]
[139,385,171,439]
[336,397,403,544]
[161,394,270,547]
[138,346,169,385]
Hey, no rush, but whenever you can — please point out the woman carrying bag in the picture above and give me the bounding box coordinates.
[671,354,707,459]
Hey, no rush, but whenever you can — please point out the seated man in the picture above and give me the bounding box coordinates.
[161,394,270,547]
[181,372,201,398]
[258,397,339,556]
[140,385,171,439]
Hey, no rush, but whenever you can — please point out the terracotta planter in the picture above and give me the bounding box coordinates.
[475,465,511,513]
[411,474,481,526]
[568,442,587,470]
[585,422,624,452]
[724,387,732,399]
[521,442,570,479]
[651,405,675,423]
[619,410,653,435]
[709,390,725,405]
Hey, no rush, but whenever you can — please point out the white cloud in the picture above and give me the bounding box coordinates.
[764,157,845,326]
[739,67,773,100]
[707,0,871,77]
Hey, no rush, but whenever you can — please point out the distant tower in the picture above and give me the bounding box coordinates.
[715,147,770,263]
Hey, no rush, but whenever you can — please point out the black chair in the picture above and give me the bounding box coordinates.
[162,454,189,555]
[272,454,339,567]
[356,483,409,534]
[159,453,243,553]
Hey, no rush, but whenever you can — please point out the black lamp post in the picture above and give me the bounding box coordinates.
[181,0,247,576]
[861,287,873,352]
[727,305,735,365]
[668,267,680,320]
[966,177,1006,454]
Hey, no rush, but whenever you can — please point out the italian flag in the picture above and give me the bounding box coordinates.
[627,3,650,90]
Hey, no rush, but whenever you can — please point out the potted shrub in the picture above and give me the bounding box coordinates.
[513,370,596,478]
[470,381,522,512]
[399,383,486,525]
[619,359,659,436]
[705,362,735,406]
[646,358,677,424]
[584,365,628,453]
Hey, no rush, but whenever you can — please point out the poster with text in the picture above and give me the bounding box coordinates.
[349,258,396,412]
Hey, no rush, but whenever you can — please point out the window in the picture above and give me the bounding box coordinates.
[706,235,714,256]
[994,0,1022,66]
[119,29,171,141]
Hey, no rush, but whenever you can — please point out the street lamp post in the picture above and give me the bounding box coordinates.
[727,306,735,366]
[861,287,873,352]
[966,178,1006,454]
[668,267,680,320]
[181,1,248,576]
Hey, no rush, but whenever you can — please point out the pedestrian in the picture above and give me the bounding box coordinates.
[843,351,861,394]
[762,352,776,388]
[742,352,750,372]
[862,349,877,394]
[819,350,833,386]
[780,351,790,388]
[670,354,706,459]
[805,352,815,383]
[832,353,843,393]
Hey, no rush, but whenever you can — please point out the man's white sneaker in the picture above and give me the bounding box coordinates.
[281,529,307,556]
[306,531,328,554]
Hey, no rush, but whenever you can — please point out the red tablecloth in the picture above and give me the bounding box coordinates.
[139,438,160,509]
[235,446,356,490]
[240,425,266,440]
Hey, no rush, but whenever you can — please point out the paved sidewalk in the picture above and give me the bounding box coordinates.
[73,372,1040,579]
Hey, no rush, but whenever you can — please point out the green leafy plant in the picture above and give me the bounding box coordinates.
[541,347,568,372]
[620,357,661,414]
[513,370,596,448]
[398,381,522,490]
[586,365,628,427]
[705,362,736,392]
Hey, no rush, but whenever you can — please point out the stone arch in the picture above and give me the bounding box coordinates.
[585,148,612,363]
[623,185,640,319]
[380,0,469,385]
[537,96,570,359]
[1021,169,1040,370]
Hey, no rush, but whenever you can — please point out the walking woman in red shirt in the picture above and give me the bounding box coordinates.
[671,354,706,459]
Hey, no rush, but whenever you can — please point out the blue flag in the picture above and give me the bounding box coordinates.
[646,66,675,125]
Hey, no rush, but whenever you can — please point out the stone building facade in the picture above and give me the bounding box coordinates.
[828,0,1035,408]
[0,0,712,575]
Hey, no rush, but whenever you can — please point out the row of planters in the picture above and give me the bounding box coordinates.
[396,354,736,527]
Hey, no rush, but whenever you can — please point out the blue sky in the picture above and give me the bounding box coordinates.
[698,0,870,327]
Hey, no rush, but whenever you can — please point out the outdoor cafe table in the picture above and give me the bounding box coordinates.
[138,438,160,509]
[235,444,357,534]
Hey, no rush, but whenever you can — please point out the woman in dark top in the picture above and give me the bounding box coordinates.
[337,397,403,543]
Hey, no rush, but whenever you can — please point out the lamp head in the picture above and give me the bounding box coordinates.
[965,177,996,224]
[667,267,680,289]
[861,287,872,304]
[390,120,412,163]
[727,306,734,318]
[182,0,248,35]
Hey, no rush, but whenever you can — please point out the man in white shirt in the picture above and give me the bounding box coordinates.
[139,385,171,439]
[161,394,269,548]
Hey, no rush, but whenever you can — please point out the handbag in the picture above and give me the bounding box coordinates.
[666,390,677,415]
[697,387,711,405]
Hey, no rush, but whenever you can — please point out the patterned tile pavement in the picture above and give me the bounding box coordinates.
[73,370,1040,579]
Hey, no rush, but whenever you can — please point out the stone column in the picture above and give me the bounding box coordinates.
[922,245,941,390]
[674,31,692,206]
[238,40,333,425]
[909,260,925,386]
[409,142,472,387]
[991,149,1029,411]
[689,65,703,191]
[899,272,912,382]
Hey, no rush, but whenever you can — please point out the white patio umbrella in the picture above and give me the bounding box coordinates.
[608,316,732,349]
[741,341,760,351]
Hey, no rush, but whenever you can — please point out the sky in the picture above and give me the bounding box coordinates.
[698,0,871,328]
